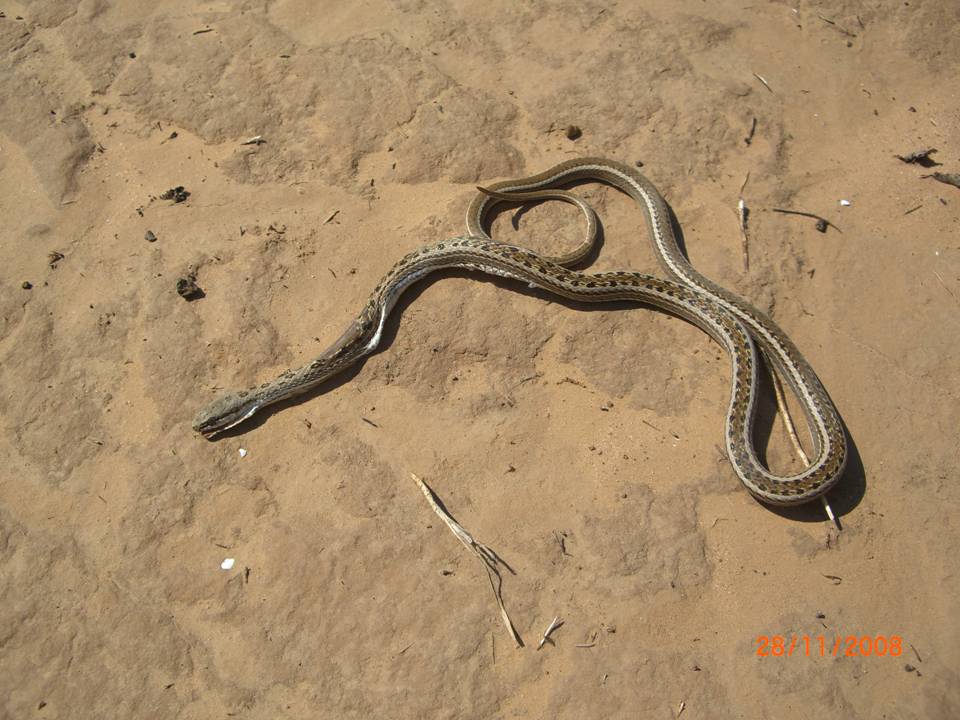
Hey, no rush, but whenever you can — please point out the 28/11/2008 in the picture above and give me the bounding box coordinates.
[756,635,904,658]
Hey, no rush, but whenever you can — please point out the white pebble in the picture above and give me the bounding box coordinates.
[238,448,247,458]
[839,199,851,206]
[221,558,235,570]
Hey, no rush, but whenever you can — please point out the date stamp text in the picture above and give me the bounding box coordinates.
[756,635,903,658]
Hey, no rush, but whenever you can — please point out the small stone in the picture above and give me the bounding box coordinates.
[22,281,33,290]
[904,664,916,672]
[815,612,825,619]
[160,186,190,203]
[565,125,582,140]
[176,276,204,300]
[144,230,157,242]
[128,51,136,59]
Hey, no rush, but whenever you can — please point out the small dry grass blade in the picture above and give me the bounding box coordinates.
[411,473,522,647]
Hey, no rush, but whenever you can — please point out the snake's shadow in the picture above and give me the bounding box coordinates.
[212,190,865,522]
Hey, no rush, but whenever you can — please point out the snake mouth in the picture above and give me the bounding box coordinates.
[195,423,223,439]
[193,401,260,438]
[192,417,227,438]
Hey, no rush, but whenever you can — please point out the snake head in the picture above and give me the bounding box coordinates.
[192,391,259,438]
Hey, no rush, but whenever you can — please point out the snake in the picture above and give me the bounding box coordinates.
[193,158,847,506]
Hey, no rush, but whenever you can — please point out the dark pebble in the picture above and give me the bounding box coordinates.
[565,125,582,140]
[144,230,157,242]
[904,664,916,672]
[176,277,204,300]
[160,186,190,203]
[22,281,33,290]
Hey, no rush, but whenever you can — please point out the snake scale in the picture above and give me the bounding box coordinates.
[193,158,846,506]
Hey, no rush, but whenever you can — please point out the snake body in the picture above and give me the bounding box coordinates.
[193,158,846,506]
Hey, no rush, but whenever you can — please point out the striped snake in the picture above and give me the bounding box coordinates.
[193,158,846,506]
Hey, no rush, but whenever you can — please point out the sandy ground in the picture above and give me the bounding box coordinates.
[2,1,959,718]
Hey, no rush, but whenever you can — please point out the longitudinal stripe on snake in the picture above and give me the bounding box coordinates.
[193,158,846,506]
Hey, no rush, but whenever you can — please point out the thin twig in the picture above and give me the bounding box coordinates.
[820,496,838,528]
[771,207,841,233]
[553,530,570,556]
[737,172,751,271]
[770,371,808,465]
[411,473,522,647]
[575,631,598,649]
[538,616,563,650]
[816,13,856,37]
[770,370,841,531]
[752,73,774,94]
[933,271,959,307]
[738,200,749,271]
